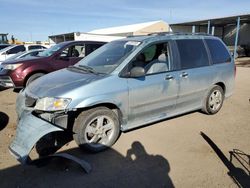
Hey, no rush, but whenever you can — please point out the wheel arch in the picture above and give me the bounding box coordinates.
[75,102,124,125]
[214,82,226,94]
[24,70,48,86]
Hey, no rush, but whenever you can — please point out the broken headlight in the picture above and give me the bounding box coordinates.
[34,97,71,111]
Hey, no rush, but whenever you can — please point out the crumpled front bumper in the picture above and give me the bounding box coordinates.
[10,89,64,164]
[9,111,64,164]
[9,91,92,173]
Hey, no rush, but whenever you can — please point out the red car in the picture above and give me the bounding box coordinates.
[0,41,105,88]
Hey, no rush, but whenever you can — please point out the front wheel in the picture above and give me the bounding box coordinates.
[203,85,224,115]
[73,107,120,152]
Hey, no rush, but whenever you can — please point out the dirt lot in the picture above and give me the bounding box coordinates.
[0,66,249,188]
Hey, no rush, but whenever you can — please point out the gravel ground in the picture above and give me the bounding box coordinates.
[0,66,249,188]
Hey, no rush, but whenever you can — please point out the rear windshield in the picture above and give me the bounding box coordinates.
[205,39,231,64]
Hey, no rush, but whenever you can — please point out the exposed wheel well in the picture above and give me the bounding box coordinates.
[215,82,226,94]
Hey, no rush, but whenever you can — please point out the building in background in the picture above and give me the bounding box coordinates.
[89,20,169,36]
[48,20,170,44]
[48,32,123,44]
[48,15,249,57]
[170,14,250,57]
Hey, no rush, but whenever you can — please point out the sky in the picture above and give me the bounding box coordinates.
[1,0,250,41]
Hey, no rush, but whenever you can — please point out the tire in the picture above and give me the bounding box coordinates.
[26,73,45,87]
[203,85,224,115]
[73,107,120,152]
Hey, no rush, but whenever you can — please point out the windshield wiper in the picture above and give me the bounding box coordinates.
[78,65,99,74]
[68,65,99,74]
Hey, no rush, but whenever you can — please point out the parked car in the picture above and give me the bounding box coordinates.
[9,33,235,164]
[4,49,45,61]
[0,44,11,50]
[0,41,105,88]
[0,44,47,63]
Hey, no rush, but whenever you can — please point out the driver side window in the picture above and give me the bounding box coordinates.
[59,44,85,58]
[130,42,171,75]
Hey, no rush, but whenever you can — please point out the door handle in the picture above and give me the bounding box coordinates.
[180,72,188,78]
[165,75,174,80]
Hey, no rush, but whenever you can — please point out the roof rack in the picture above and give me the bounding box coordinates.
[147,32,212,36]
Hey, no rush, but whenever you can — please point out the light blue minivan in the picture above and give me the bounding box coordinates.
[10,33,235,164]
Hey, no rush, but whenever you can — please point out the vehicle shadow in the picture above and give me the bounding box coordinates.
[0,86,8,92]
[0,141,174,188]
[0,111,9,131]
[200,132,250,187]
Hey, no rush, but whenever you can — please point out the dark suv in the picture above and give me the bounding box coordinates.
[0,41,105,88]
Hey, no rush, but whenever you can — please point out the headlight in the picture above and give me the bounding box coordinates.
[34,97,71,111]
[3,63,22,70]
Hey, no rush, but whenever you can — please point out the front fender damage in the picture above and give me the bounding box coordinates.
[9,112,91,173]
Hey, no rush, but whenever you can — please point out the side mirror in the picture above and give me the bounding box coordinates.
[130,66,145,78]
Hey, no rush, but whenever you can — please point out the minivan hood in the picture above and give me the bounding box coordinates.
[27,68,107,97]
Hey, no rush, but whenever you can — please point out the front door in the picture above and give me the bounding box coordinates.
[126,41,179,129]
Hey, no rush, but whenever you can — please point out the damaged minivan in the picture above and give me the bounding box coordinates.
[9,33,235,164]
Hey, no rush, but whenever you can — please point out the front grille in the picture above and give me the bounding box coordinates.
[0,76,14,87]
[25,94,37,107]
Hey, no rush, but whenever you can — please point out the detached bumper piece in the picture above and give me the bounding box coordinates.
[9,112,64,164]
[9,112,92,173]
[0,76,14,88]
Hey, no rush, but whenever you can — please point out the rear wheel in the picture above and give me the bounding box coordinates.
[26,73,45,87]
[203,85,224,115]
[73,107,120,152]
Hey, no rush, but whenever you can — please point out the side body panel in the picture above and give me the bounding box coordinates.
[127,71,179,130]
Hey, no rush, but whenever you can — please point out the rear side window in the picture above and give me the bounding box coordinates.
[7,45,25,54]
[176,39,209,69]
[205,39,231,64]
[28,45,42,50]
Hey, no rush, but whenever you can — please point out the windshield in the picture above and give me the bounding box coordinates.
[38,43,63,57]
[75,40,141,74]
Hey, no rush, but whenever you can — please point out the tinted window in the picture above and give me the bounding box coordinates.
[8,45,25,54]
[0,45,10,50]
[85,43,104,55]
[176,39,209,69]
[28,45,42,50]
[205,39,231,64]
